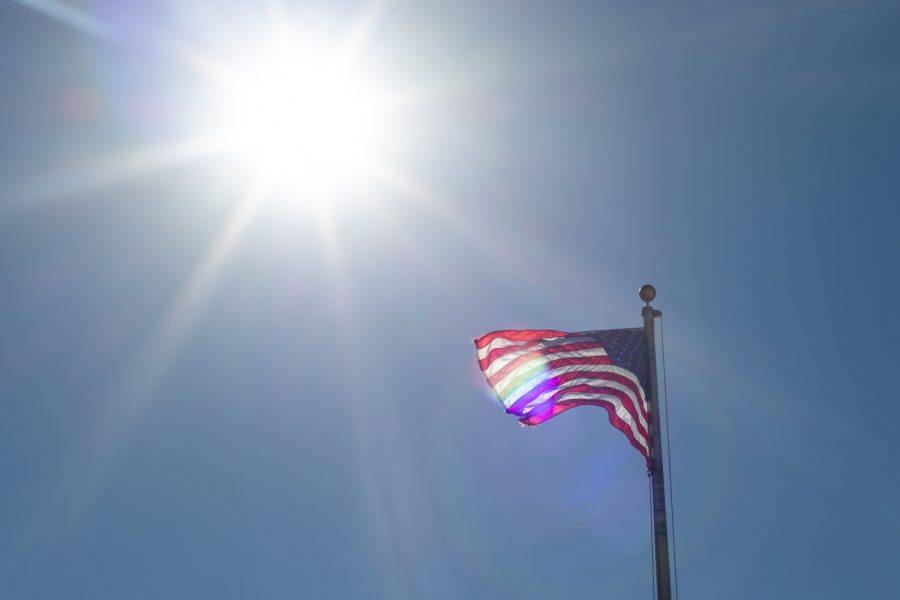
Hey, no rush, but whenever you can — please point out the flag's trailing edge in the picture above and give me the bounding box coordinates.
[475,329,651,461]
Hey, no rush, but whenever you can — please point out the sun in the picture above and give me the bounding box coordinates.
[208,40,392,191]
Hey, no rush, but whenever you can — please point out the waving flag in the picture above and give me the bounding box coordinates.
[475,328,651,459]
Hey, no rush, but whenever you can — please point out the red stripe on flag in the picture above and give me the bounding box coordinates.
[592,371,649,422]
[511,383,649,441]
[514,370,649,424]
[519,399,649,459]
[474,330,569,349]
[543,355,613,371]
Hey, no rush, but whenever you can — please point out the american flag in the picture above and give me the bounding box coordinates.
[475,328,651,460]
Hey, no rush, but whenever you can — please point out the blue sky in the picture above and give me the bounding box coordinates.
[1,1,899,598]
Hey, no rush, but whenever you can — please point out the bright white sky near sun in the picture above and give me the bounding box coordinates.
[1,1,899,599]
[187,18,411,195]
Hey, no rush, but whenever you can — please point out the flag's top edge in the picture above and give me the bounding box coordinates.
[474,327,643,348]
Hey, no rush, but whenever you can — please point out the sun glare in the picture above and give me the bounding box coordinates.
[210,42,391,191]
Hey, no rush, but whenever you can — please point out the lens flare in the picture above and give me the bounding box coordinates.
[208,42,392,192]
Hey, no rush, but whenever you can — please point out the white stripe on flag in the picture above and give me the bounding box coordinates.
[482,337,598,377]
[477,335,570,360]
[491,348,608,395]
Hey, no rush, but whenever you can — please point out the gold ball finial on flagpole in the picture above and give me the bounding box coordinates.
[639,284,656,304]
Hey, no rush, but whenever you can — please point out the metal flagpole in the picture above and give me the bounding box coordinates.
[640,284,672,600]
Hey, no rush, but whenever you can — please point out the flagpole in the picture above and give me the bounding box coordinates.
[640,284,672,600]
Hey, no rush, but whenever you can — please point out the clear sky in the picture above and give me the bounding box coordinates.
[1,1,899,598]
